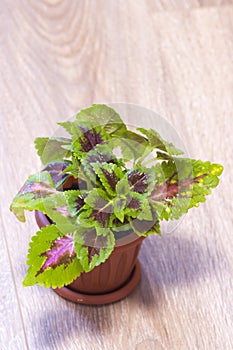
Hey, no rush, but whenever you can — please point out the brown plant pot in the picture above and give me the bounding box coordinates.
[35,211,144,305]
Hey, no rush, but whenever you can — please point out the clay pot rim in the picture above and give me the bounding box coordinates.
[35,211,145,252]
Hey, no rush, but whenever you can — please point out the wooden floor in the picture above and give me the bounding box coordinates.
[1,1,233,349]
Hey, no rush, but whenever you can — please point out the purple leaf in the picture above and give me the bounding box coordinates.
[37,235,76,275]
[75,195,86,211]
[127,197,141,210]
[89,209,112,227]
[92,163,123,196]
[101,168,119,191]
[79,127,104,152]
[87,247,100,264]
[128,169,150,194]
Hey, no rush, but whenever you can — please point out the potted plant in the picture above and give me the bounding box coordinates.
[10,104,223,305]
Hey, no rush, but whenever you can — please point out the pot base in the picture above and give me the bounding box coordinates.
[53,260,141,305]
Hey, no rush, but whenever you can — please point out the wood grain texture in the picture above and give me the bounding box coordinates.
[145,0,233,11]
[0,1,233,349]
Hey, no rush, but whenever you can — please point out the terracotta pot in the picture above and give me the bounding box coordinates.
[35,211,144,305]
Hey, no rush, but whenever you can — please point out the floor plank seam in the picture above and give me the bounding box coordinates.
[0,209,30,350]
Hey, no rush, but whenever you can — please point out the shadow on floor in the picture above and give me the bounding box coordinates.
[139,232,225,288]
[35,300,113,348]
[130,232,226,309]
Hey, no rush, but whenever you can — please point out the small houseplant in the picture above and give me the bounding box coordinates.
[10,104,223,305]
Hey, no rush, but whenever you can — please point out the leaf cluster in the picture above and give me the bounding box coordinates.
[10,104,223,288]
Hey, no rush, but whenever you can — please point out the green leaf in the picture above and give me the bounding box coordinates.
[35,137,72,165]
[136,199,153,221]
[116,177,131,196]
[130,204,161,236]
[112,130,149,162]
[61,156,80,178]
[41,192,77,234]
[74,226,115,272]
[65,190,87,217]
[113,197,126,222]
[75,104,127,136]
[57,121,74,135]
[23,225,83,288]
[137,128,184,156]
[60,156,90,189]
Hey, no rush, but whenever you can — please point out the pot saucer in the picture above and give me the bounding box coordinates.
[53,261,141,305]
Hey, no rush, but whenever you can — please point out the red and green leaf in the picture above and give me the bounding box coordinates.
[15,171,56,198]
[74,226,115,272]
[11,170,76,233]
[59,104,127,159]
[40,193,77,234]
[149,159,223,220]
[80,189,114,227]
[92,163,124,196]
[81,143,123,182]
[23,225,83,288]
[43,162,70,188]
[65,190,87,217]
[37,235,75,274]
[72,125,108,156]
[10,171,57,222]
[124,193,150,218]
[127,166,155,195]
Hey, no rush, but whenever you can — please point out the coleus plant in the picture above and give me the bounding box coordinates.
[10,104,223,288]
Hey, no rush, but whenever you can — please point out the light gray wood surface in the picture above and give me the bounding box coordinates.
[0,1,232,349]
